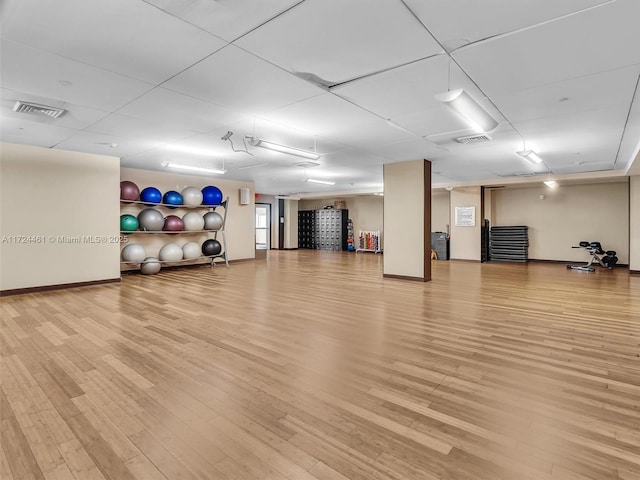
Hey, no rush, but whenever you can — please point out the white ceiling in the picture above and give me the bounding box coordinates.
[1,0,639,195]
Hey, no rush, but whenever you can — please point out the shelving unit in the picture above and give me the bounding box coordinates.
[356,230,382,254]
[120,196,229,272]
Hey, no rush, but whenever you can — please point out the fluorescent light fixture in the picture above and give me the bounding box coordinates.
[305,178,335,185]
[517,150,544,164]
[237,163,268,170]
[435,89,498,133]
[162,162,225,175]
[247,137,320,160]
[164,144,218,156]
[544,180,558,188]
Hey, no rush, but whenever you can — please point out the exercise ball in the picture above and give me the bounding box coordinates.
[120,181,140,202]
[203,211,223,231]
[202,239,222,257]
[202,185,223,206]
[182,186,203,206]
[163,190,183,208]
[140,257,161,275]
[182,241,201,260]
[120,214,139,232]
[137,208,164,231]
[182,212,205,231]
[159,243,183,262]
[140,187,162,205]
[163,215,184,232]
[121,243,146,264]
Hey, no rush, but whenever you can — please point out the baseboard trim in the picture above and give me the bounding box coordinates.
[283,248,299,250]
[528,258,629,267]
[449,259,482,263]
[383,273,430,282]
[630,270,640,275]
[0,277,121,297]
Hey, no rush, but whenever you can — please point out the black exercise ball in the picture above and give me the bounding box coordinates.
[201,239,222,257]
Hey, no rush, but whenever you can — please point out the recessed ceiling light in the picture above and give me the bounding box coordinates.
[559,97,569,102]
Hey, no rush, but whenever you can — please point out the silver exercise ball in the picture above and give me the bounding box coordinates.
[182,241,201,260]
[159,243,183,262]
[182,211,205,231]
[121,243,146,264]
[203,211,223,230]
[137,208,165,231]
[140,257,161,275]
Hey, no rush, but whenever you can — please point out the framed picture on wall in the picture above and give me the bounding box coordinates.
[455,206,475,227]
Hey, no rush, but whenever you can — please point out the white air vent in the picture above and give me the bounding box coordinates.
[294,161,320,168]
[455,134,492,144]
[13,101,65,119]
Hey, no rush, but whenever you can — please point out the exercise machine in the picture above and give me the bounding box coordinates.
[567,241,618,272]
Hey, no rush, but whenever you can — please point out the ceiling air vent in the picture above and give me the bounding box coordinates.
[455,134,492,144]
[13,101,65,119]
[294,161,320,168]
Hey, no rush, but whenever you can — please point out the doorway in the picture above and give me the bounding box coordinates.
[256,203,271,259]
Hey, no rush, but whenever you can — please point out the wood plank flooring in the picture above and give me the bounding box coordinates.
[1,250,639,480]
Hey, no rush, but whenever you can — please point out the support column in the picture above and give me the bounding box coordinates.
[630,176,640,272]
[383,159,432,281]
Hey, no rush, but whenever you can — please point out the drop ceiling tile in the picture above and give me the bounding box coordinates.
[1,41,153,112]
[84,113,196,142]
[1,0,227,83]
[403,0,608,50]
[235,0,442,84]
[163,45,323,114]
[117,87,246,134]
[259,93,417,150]
[1,116,79,148]
[490,65,640,123]
[1,88,109,130]
[143,0,302,42]
[454,0,640,96]
[54,131,161,158]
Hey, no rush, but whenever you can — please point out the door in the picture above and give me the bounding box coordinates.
[256,204,271,255]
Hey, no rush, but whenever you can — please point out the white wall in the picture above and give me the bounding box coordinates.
[1,143,120,291]
[449,187,482,261]
[120,168,255,265]
[492,182,629,263]
[628,176,639,270]
[383,160,429,279]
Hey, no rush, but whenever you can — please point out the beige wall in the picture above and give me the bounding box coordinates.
[492,182,629,263]
[383,160,428,278]
[299,195,384,245]
[627,176,639,270]
[432,191,450,233]
[1,143,120,291]
[449,187,482,261]
[283,199,298,249]
[120,168,255,265]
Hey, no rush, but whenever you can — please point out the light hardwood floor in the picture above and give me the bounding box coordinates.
[1,250,639,480]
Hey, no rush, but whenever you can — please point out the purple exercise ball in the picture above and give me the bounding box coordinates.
[120,181,140,202]
[163,215,184,232]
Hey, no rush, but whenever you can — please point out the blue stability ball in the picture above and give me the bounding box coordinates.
[163,190,183,208]
[140,187,162,205]
[201,185,223,206]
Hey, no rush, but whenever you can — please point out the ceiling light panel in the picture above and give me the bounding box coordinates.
[142,0,302,42]
[403,0,609,50]
[1,0,227,83]
[453,0,640,97]
[1,41,152,111]
[235,0,442,85]
[164,45,323,113]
